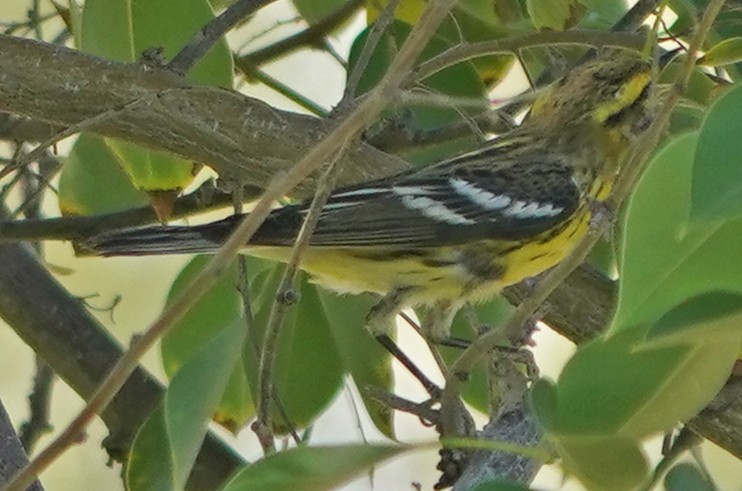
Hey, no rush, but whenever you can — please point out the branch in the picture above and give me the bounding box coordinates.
[237,0,364,67]
[0,244,244,490]
[0,180,240,243]
[167,0,277,75]
[409,29,647,85]
[19,358,55,452]
[0,399,44,491]
[0,34,408,196]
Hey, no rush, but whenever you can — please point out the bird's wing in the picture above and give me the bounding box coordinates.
[251,157,582,247]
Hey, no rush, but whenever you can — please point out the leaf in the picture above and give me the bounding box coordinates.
[691,83,742,223]
[127,320,246,491]
[365,0,426,25]
[347,21,488,164]
[292,0,349,25]
[220,444,405,491]
[645,290,742,348]
[58,134,148,216]
[660,61,716,107]
[106,139,201,195]
[615,132,742,332]
[664,463,716,491]
[554,436,648,491]
[440,298,514,413]
[529,379,559,431]
[698,37,742,66]
[162,257,255,432]
[548,327,737,438]
[245,263,346,432]
[81,0,232,86]
[527,0,587,31]
[79,0,232,206]
[317,290,395,437]
[581,0,630,26]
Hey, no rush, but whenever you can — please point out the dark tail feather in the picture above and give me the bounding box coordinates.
[83,225,224,256]
[84,209,303,256]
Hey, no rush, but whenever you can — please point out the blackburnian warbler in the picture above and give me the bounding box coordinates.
[87,51,654,340]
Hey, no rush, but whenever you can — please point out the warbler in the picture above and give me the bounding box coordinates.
[86,51,654,341]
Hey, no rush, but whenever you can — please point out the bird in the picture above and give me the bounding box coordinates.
[85,50,654,342]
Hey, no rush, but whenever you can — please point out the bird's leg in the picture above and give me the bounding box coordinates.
[367,288,441,398]
[423,300,471,349]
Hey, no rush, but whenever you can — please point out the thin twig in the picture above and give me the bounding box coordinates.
[0,97,149,180]
[19,358,55,453]
[365,385,439,423]
[253,140,352,453]
[16,146,56,454]
[613,0,662,32]
[0,2,460,489]
[341,0,401,106]
[238,0,363,67]
[0,181,241,244]
[397,90,493,110]
[437,0,727,438]
[409,29,647,85]
[241,67,328,116]
[167,0,277,75]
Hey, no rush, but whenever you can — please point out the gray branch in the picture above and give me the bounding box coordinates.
[0,399,44,491]
[0,244,244,490]
[0,34,408,195]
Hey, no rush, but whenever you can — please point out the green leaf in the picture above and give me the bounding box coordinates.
[347,20,487,163]
[615,132,742,331]
[645,290,742,348]
[162,257,254,432]
[317,290,395,437]
[292,0,348,25]
[529,379,559,431]
[660,61,716,107]
[80,0,232,197]
[554,436,648,491]
[664,463,716,491]
[699,37,742,67]
[246,265,346,432]
[441,298,514,413]
[220,444,405,491]
[163,255,351,434]
[58,134,148,216]
[106,139,201,194]
[527,0,586,31]
[692,83,742,223]
[549,327,737,438]
[127,320,246,491]
[667,0,697,35]
[581,0,630,26]
[81,0,232,86]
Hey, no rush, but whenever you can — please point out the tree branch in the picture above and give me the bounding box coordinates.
[0,244,244,490]
[0,34,408,196]
[0,180,241,243]
[0,399,44,491]
[167,0,277,75]
[237,0,364,67]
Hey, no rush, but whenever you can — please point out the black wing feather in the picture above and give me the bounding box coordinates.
[88,153,581,255]
[250,157,581,247]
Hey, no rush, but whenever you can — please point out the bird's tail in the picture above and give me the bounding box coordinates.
[83,210,303,256]
[83,214,246,257]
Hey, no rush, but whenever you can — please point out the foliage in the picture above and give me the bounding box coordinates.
[0,1,740,491]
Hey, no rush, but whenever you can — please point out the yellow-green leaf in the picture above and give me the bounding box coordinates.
[527,0,586,31]
[699,37,742,67]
